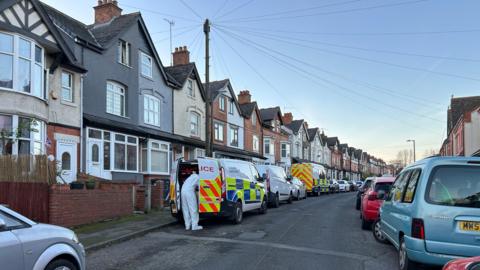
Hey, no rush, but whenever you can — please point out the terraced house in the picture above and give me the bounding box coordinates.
[0,0,86,183]
[237,90,264,163]
[41,0,187,183]
[260,106,290,167]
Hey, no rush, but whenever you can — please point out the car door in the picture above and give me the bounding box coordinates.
[0,211,25,270]
[380,171,411,247]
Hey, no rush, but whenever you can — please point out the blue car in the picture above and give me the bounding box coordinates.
[379,156,480,270]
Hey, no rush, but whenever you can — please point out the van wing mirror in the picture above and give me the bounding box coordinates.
[286,176,293,181]
[257,173,267,182]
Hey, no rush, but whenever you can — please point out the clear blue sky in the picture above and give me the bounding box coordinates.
[41,0,480,161]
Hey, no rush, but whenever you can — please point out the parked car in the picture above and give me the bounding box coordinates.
[356,177,374,210]
[329,179,339,193]
[170,158,268,224]
[356,181,363,188]
[443,256,480,270]
[256,165,295,207]
[0,205,85,270]
[380,157,480,270]
[290,177,307,200]
[338,180,349,192]
[359,176,395,232]
[348,181,357,192]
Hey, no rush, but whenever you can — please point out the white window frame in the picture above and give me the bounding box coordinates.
[281,142,290,158]
[144,94,161,127]
[106,81,126,117]
[190,111,200,136]
[0,32,45,99]
[142,139,170,175]
[61,71,73,102]
[219,96,225,112]
[229,125,239,147]
[228,99,234,115]
[264,137,274,155]
[187,79,195,97]
[253,135,259,152]
[0,114,45,156]
[251,112,257,126]
[214,122,224,141]
[140,52,153,78]
[118,40,131,66]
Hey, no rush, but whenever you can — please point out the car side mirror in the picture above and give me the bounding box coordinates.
[286,176,292,181]
[0,217,6,230]
[377,190,386,200]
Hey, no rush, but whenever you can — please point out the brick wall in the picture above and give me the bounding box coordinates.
[49,184,133,227]
[244,110,263,155]
[212,96,227,146]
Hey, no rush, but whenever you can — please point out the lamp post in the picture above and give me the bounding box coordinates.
[407,139,416,162]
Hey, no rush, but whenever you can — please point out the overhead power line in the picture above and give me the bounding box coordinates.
[121,4,200,23]
[179,0,203,20]
[216,0,255,20]
[212,0,230,19]
[154,25,199,43]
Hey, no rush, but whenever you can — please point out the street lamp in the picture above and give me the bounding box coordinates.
[406,139,416,162]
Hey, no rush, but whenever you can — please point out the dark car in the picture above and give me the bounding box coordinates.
[356,177,374,210]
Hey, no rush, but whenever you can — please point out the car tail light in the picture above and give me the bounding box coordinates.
[368,191,378,201]
[220,167,226,199]
[411,218,425,239]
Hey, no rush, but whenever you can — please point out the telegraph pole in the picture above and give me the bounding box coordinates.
[204,19,213,157]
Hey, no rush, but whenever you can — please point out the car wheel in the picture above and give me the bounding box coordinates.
[258,198,268,215]
[273,193,280,208]
[232,201,243,224]
[45,259,77,270]
[399,237,417,270]
[361,215,370,230]
[287,193,293,204]
[372,220,388,244]
[355,197,361,210]
[296,191,300,201]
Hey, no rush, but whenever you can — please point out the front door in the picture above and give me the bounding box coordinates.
[56,141,77,183]
[87,140,102,178]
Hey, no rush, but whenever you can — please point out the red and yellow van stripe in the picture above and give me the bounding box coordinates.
[291,164,313,191]
[199,176,222,213]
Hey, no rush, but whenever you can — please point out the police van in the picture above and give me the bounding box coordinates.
[290,163,327,196]
[170,158,268,224]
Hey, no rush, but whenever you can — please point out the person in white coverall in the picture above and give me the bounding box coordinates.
[181,173,203,230]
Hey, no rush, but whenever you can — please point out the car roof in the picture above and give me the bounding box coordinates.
[405,156,480,170]
[374,177,395,183]
[0,205,36,225]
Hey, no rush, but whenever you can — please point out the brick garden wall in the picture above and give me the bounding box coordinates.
[49,183,134,227]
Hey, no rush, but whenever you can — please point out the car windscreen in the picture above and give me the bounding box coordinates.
[374,182,392,193]
[427,165,480,208]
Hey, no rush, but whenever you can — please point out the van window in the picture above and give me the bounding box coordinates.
[403,169,421,203]
[250,165,260,181]
[270,166,287,180]
[224,161,253,181]
[389,171,411,202]
[427,166,480,208]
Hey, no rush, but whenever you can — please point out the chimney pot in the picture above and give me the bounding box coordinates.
[94,0,122,24]
[237,90,251,104]
[172,45,190,66]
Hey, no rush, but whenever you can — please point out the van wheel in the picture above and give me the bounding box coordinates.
[287,193,293,204]
[273,193,280,208]
[258,198,268,215]
[232,201,243,224]
[399,237,417,270]
[372,220,388,244]
[45,259,77,270]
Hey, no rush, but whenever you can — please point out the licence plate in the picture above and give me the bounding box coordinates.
[459,221,480,232]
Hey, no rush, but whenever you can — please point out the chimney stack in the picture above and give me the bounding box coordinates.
[237,90,252,104]
[94,0,122,24]
[172,46,190,66]
[283,112,293,125]
[304,121,309,130]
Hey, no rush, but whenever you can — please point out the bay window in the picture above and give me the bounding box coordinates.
[106,81,126,117]
[0,114,45,156]
[0,32,44,98]
[144,94,160,126]
[141,140,170,175]
[113,134,137,171]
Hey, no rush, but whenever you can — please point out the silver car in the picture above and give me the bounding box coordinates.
[0,205,85,270]
[290,177,307,200]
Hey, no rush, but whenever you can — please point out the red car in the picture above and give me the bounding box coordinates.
[360,177,395,231]
[443,257,480,270]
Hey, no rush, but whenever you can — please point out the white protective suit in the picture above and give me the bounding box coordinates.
[181,173,203,230]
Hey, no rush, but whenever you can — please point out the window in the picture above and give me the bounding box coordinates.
[141,140,170,174]
[228,99,234,114]
[0,115,44,156]
[106,82,125,117]
[144,95,160,126]
[190,112,200,136]
[113,134,137,171]
[91,145,99,163]
[0,32,44,98]
[103,132,111,170]
[264,138,273,155]
[140,52,152,78]
[214,122,224,141]
[427,166,480,208]
[403,169,421,203]
[0,211,24,230]
[252,113,257,126]
[253,135,259,152]
[118,40,130,66]
[61,71,73,102]
[230,126,238,147]
[281,142,290,158]
[219,96,225,112]
[187,79,194,97]
[389,171,411,202]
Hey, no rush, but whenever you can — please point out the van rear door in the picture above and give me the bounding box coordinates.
[291,164,313,192]
[198,159,222,213]
[169,158,181,214]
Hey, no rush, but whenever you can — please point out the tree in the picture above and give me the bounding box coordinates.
[0,119,38,155]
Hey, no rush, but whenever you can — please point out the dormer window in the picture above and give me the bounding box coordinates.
[118,40,131,66]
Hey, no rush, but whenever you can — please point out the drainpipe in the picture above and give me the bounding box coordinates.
[80,74,85,173]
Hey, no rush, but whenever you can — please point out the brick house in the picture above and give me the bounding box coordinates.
[327,137,341,179]
[0,0,87,183]
[260,107,290,168]
[339,144,350,180]
[237,90,264,163]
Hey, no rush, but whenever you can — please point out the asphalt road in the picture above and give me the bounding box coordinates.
[86,192,415,270]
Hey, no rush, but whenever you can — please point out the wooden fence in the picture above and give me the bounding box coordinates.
[0,182,50,223]
[0,155,56,184]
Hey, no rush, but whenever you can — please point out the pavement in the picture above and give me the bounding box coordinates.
[85,193,442,270]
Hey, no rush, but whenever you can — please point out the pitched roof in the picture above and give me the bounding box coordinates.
[286,119,304,134]
[259,107,282,122]
[307,128,319,142]
[448,96,480,133]
[339,144,349,153]
[354,149,363,159]
[88,12,140,47]
[165,63,206,100]
[326,137,339,147]
[203,79,230,100]
[239,102,258,118]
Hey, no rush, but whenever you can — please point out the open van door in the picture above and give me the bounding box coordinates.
[169,158,182,216]
[198,158,222,213]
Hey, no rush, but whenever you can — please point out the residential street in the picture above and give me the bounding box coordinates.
[87,193,403,270]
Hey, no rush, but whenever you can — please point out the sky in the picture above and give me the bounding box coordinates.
[41,0,480,162]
